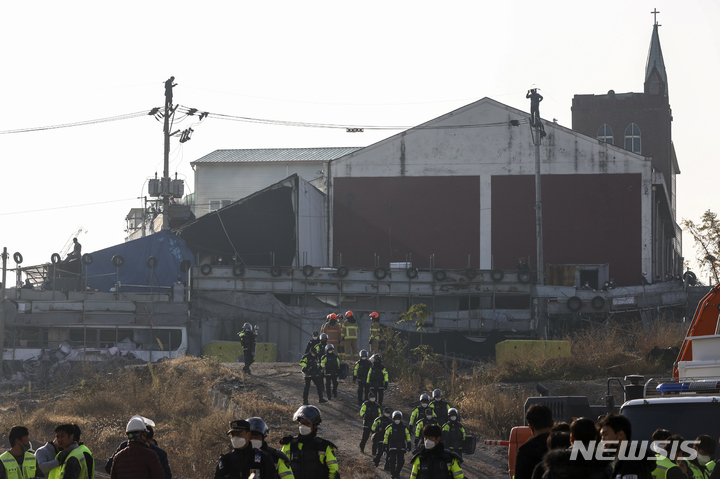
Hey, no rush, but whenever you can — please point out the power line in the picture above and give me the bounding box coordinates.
[0,198,137,216]
[0,110,155,135]
[176,105,529,131]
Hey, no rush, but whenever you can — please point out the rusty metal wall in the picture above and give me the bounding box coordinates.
[491,173,642,286]
[332,176,480,269]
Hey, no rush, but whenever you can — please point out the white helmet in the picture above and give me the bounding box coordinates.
[126,415,155,433]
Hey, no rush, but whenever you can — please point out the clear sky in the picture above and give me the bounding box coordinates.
[1,0,718,278]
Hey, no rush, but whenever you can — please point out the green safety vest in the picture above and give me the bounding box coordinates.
[0,451,36,479]
[58,447,88,479]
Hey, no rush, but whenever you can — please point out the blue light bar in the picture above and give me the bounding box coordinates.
[656,380,720,394]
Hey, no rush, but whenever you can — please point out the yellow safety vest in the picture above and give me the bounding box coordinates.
[58,448,88,479]
[651,455,678,479]
[0,451,36,479]
[342,323,358,339]
[78,444,94,479]
[688,460,715,479]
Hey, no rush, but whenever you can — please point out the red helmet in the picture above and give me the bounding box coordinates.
[369,312,379,319]
[345,311,354,318]
[327,313,337,320]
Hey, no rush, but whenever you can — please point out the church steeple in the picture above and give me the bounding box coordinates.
[645,9,668,96]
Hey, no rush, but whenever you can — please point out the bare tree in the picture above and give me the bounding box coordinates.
[682,209,720,284]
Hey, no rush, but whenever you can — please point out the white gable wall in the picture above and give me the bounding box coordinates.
[193,161,326,218]
[329,98,653,273]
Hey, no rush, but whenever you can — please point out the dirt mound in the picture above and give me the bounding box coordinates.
[226,361,509,479]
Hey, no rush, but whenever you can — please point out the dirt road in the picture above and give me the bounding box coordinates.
[226,361,508,479]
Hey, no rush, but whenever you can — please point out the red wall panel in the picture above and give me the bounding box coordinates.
[491,174,642,285]
[333,176,480,269]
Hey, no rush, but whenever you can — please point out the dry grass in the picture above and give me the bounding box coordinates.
[0,357,299,478]
[487,319,687,382]
[393,318,687,442]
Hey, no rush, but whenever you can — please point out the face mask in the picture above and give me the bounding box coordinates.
[450,416,457,421]
[424,439,436,449]
[369,398,375,402]
[21,443,31,453]
[250,439,263,449]
[299,425,312,436]
[383,413,390,418]
[698,454,712,466]
[421,403,428,408]
[394,420,400,425]
[231,437,246,449]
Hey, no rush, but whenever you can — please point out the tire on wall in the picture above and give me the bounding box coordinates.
[374,267,387,280]
[491,269,504,282]
[591,296,605,310]
[567,296,583,312]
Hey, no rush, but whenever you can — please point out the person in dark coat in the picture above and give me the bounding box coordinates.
[598,413,656,479]
[305,331,321,354]
[537,418,613,479]
[214,419,277,479]
[514,404,554,479]
[353,349,372,406]
[237,323,256,374]
[106,425,172,479]
[110,416,164,479]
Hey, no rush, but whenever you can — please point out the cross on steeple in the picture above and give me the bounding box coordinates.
[651,8,661,26]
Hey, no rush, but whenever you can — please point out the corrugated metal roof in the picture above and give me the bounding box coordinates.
[191,147,362,164]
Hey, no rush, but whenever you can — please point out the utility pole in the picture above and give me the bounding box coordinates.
[0,247,7,376]
[528,89,545,284]
[162,76,176,230]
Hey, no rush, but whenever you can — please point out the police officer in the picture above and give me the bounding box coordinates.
[238,323,256,374]
[214,419,277,479]
[383,411,412,479]
[340,311,358,361]
[0,426,36,479]
[366,354,389,405]
[300,348,327,405]
[353,350,372,406]
[409,394,431,431]
[369,312,381,354]
[280,406,339,479]
[313,334,329,358]
[430,389,451,426]
[441,409,466,458]
[246,417,294,479]
[409,425,463,479]
[359,391,382,454]
[414,409,437,450]
[320,344,340,400]
[305,331,321,355]
[372,407,393,467]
